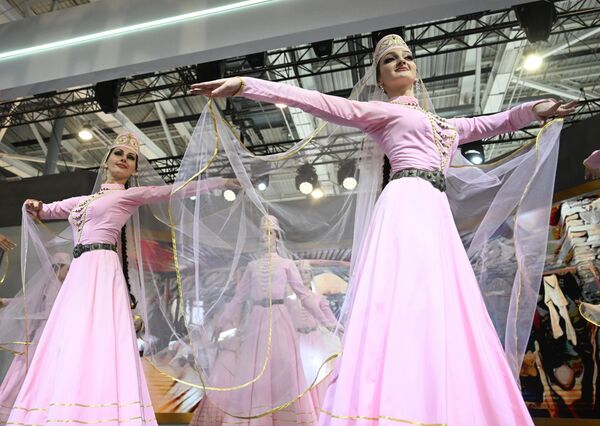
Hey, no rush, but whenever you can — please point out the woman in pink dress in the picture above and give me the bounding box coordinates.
[3,132,230,425]
[189,34,577,425]
[195,215,337,425]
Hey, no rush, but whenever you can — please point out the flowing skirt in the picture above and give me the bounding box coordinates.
[193,305,318,425]
[4,250,157,425]
[318,178,534,426]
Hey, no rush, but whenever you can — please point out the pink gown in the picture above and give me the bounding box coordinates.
[195,253,337,426]
[5,181,220,425]
[288,294,339,408]
[239,77,541,425]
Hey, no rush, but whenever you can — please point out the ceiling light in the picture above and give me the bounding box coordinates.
[78,126,93,141]
[275,103,288,109]
[257,182,267,191]
[461,145,485,165]
[337,160,358,191]
[523,53,543,71]
[0,0,278,62]
[311,188,324,199]
[299,182,313,195]
[295,163,319,195]
[342,176,358,190]
[223,189,237,202]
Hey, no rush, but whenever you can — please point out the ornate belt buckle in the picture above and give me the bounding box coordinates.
[73,244,83,258]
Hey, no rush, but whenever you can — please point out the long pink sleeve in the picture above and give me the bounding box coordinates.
[122,178,226,207]
[38,196,83,220]
[450,101,541,145]
[319,296,338,325]
[286,262,337,328]
[241,77,389,133]
[219,267,251,328]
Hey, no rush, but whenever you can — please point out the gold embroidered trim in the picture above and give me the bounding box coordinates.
[5,414,156,425]
[320,409,447,425]
[4,400,153,412]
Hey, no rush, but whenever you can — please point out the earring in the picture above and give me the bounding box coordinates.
[414,79,421,96]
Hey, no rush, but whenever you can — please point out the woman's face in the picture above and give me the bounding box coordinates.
[377,47,417,94]
[260,223,278,251]
[105,147,138,182]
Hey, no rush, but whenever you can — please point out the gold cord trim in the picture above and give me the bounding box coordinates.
[319,409,446,425]
[5,414,156,425]
[5,400,153,412]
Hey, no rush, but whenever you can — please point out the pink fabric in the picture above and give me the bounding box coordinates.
[197,254,320,425]
[6,179,223,425]
[221,254,335,328]
[239,78,537,425]
[288,295,337,409]
[241,77,539,173]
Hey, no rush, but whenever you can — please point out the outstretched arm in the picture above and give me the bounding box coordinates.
[450,100,578,145]
[122,177,238,207]
[26,196,83,221]
[189,77,389,133]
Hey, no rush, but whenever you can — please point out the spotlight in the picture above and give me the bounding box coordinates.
[223,189,237,202]
[523,52,543,71]
[311,188,324,199]
[311,39,334,58]
[343,177,358,190]
[337,160,358,191]
[251,163,270,192]
[275,103,288,109]
[461,144,485,165]
[78,125,93,141]
[94,79,124,113]
[189,195,197,201]
[295,164,318,195]
[245,52,267,69]
[513,1,557,43]
[256,175,269,191]
[299,182,313,195]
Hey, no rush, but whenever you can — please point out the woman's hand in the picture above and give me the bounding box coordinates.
[0,234,15,252]
[23,199,43,219]
[533,99,580,121]
[188,77,244,98]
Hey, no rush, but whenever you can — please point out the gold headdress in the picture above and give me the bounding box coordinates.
[373,34,411,65]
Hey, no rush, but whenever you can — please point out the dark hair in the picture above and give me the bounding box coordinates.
[120,179,137,309]
[121,224,138,310]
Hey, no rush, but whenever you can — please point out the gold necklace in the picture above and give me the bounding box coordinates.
[389,101,457,171]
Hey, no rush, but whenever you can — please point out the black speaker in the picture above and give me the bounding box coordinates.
[245,52,267,69]
[194,61,223,82]
[94,79,124,113]
[513,1,557,43]
[311,40,334,58]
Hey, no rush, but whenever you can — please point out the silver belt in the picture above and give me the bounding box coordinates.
[73,243,117,259]
[391,168,446,192]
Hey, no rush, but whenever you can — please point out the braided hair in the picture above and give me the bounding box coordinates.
[120,224,138,310]
[121,178,138,310]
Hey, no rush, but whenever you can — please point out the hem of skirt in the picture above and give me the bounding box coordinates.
[320,409,446,425]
